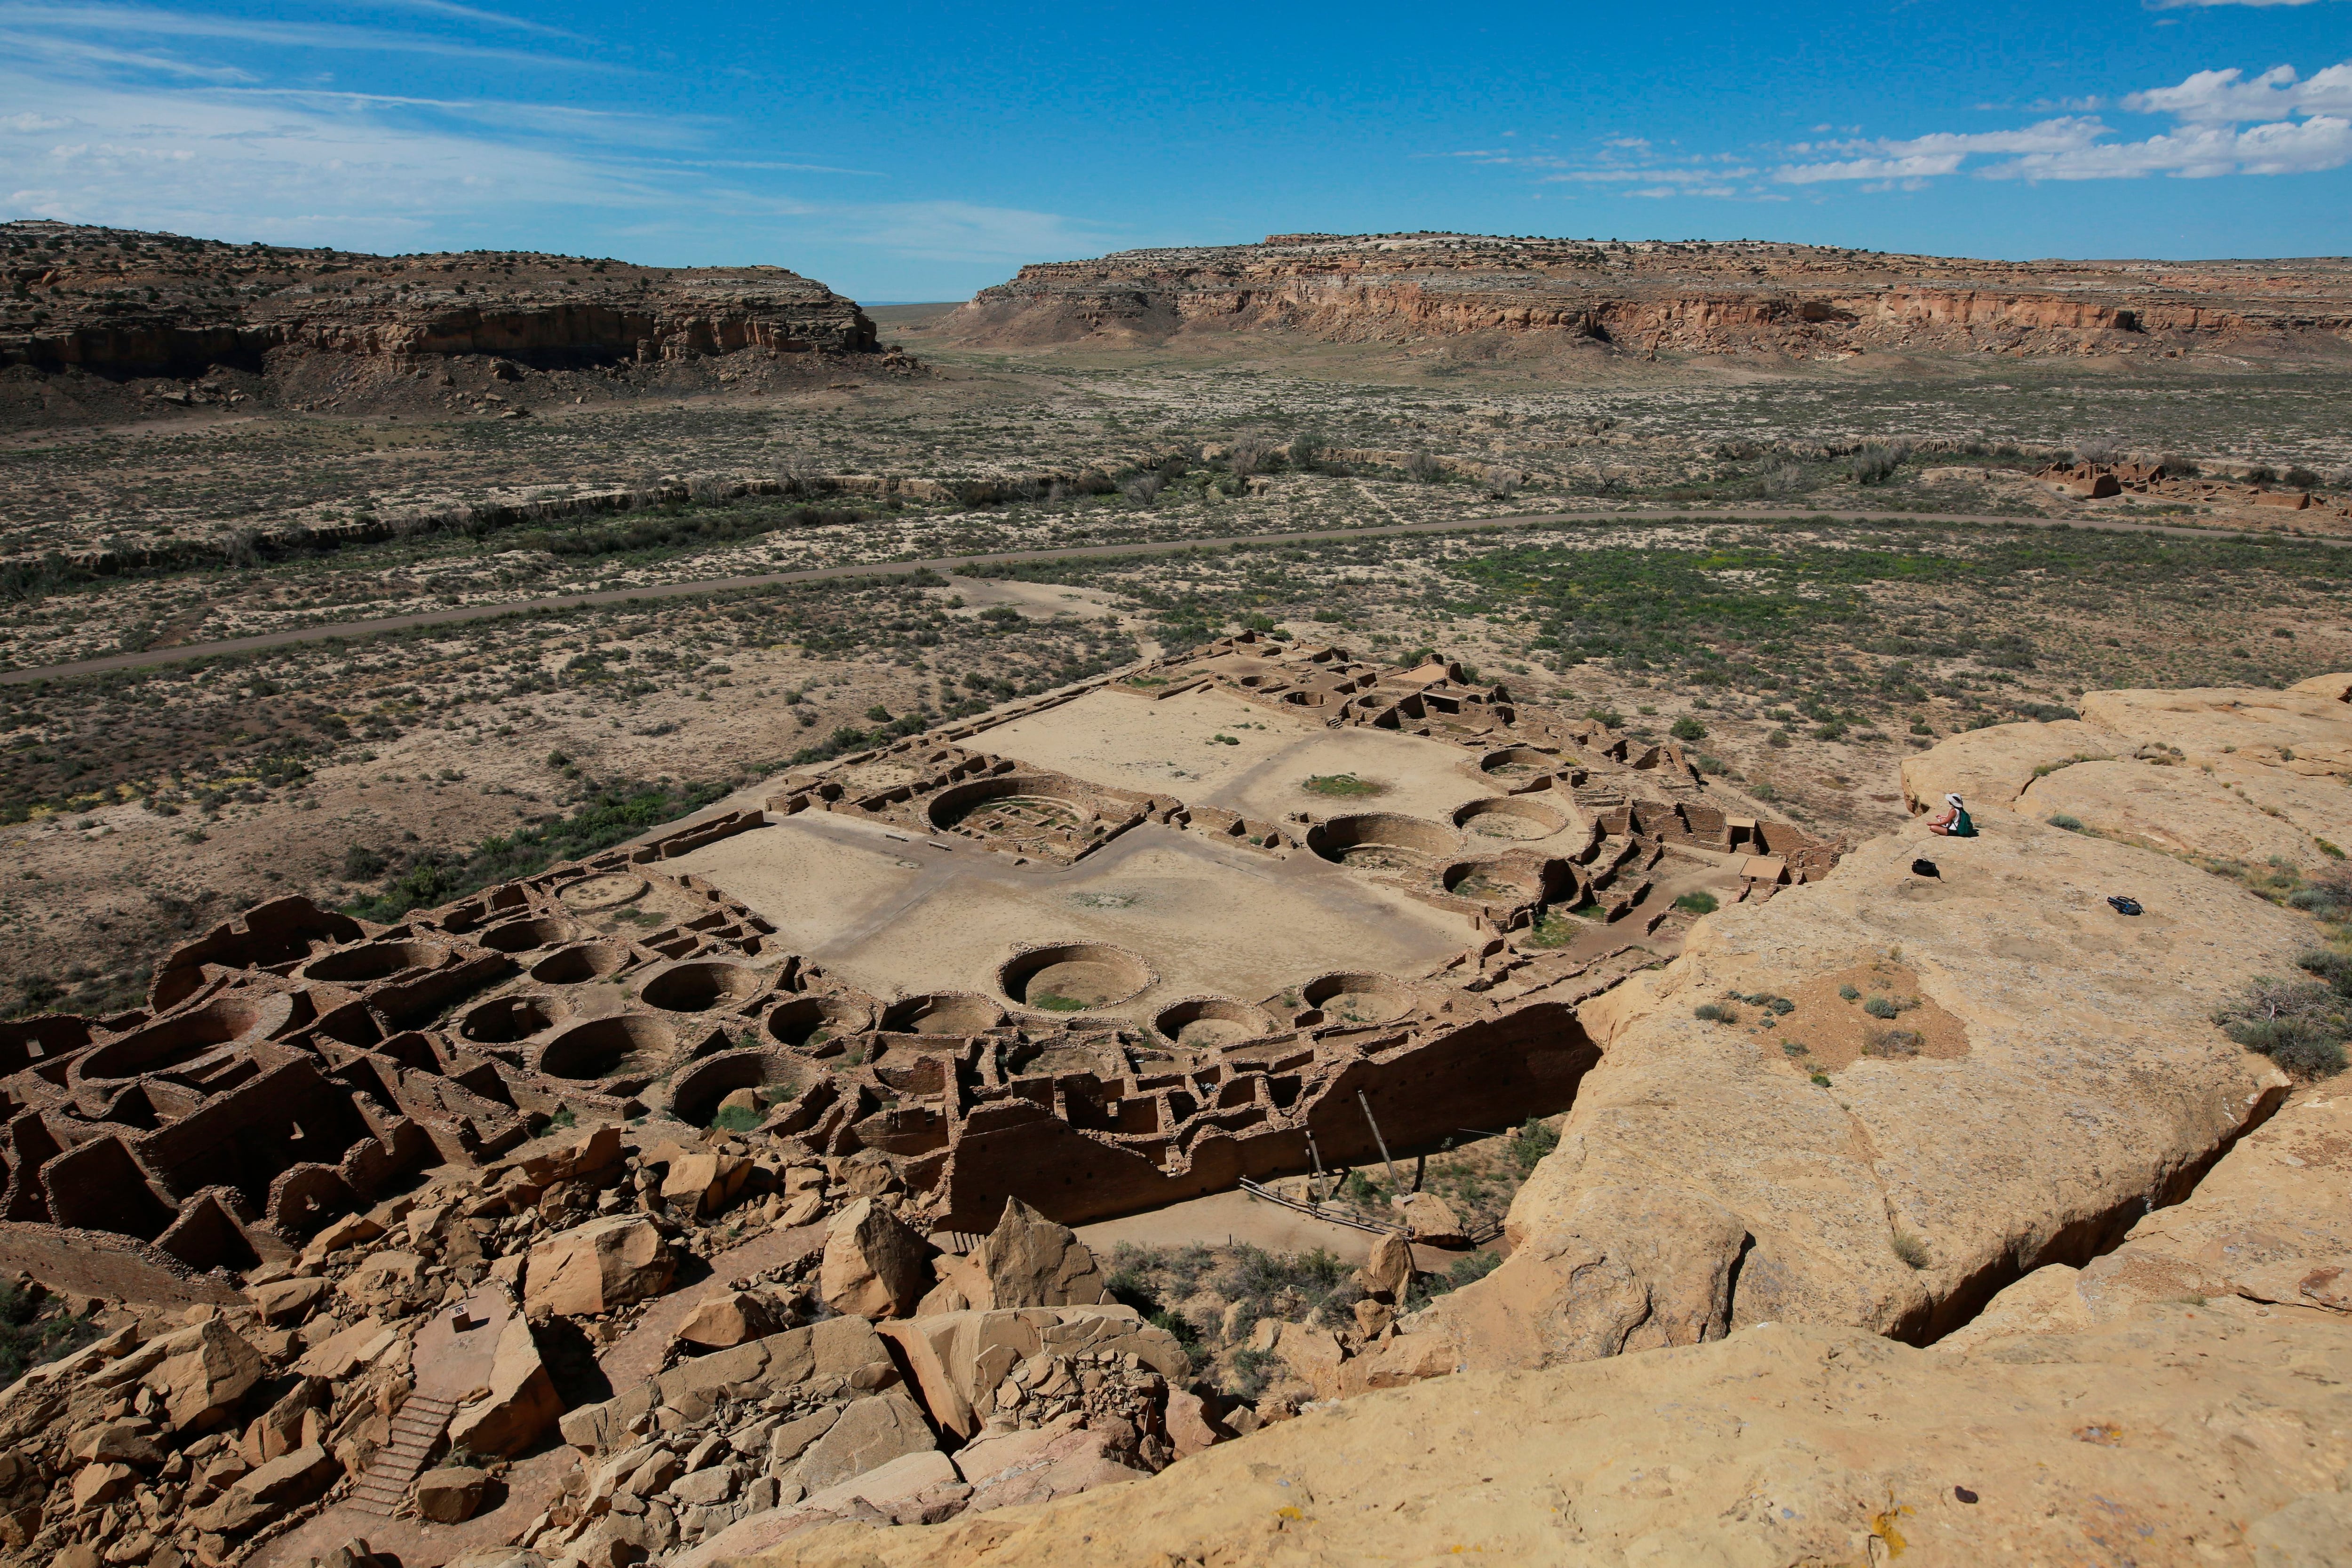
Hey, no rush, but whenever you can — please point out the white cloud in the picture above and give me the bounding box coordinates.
[1467,56,2352,199]
[0,2,616,69]
[2123,62,2352,122]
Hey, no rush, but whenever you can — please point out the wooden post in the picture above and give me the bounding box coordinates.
[1306,1129,1327,1201]
[1357,1090,1401,1187]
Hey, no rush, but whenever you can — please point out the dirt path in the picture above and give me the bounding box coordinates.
[10,504,2335,688]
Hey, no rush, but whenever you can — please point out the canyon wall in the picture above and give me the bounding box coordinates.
[0,221,878,380]
[944,232,2352,357]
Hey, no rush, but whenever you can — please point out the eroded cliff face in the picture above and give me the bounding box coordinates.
[0,220,879,380]
[943,232,2352,358]
[746,1091,2352,1568]
[740,685,2352,1567]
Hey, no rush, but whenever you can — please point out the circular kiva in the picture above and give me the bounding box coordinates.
[537,1013,678,1080]
[1302,971,1416,1027]
[1453,796,1571,841]
[476,915,580,954]
[73,993,287,1086]
[667,1047,801,1128]
[457,992,568,1044]
[638,960,763,1013]
[529,942,632,985]
[1153,996,1275,1050]
[1304,812,1461,871]
[926,775,1099,842]
[559,873,649,912]
[1441,858,1545,901]
[879,992,1007,1035]
[765,994,871,1054]
[999,943,1154,1013]
[1479,744,1560,779]
[300,939,448,984]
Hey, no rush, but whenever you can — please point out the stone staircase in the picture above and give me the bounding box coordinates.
[347,1392,460,1518]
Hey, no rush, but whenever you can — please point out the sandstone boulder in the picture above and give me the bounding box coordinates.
[195,1442,339,1536]
[1273,1321,1347,1401]
[526,1215,674,1317]
[246,1276,329,1326]
[1941,1087,2352,1354]
[1413,808,2304,1374]
[875,1305,1189,1441]
[1392,1192,1465,1245]
[668,1451,961,1568]
[2289,671,2352,702]
[960,1424,1149,1514]
[563,1317,898,1451]
[674,1289,778,1349]
[144,1318,266,1432]
[819,1198,932,1319]
[70,1462,131,1511]
[1161,1390,1232,1458]
[2078,684,2352,777]
[415,1465,491,1523]
[660,1154,750,1219]
[447,1314,562,1459]
[68,1419,164,1467]
[337,1250,424,1307]
[790,1389,936,1495]
[941,1198,1108,1312]
[2020,758,2337,868]
[1360,1232,1414,1299]
[300,1213,384,1262]
[1898,716,2114,812]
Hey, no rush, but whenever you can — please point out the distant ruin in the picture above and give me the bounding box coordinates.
[0,637,1836,1267]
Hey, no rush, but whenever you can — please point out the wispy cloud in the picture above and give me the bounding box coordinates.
[0,2,617,69]
[1449,57,2352,197]
[0,4,1111,281]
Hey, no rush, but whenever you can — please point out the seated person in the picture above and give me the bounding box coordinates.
[1926,792,1977,837]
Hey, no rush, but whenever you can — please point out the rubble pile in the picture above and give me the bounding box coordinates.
[0,1127,1239,1568]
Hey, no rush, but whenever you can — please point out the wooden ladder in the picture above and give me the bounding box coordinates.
[347,1392,460,1518]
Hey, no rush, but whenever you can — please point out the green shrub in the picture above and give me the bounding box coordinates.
[1522,911,1579,948]
[0,1283,98,1385]
[1510,1115,1560,1174]
[1669,716,1708,741]
[1673,891,1719,915]
[2047,813,2084,831]
[1863,995,1900,1019]
[2215,975,2348,1077]
[2298,949,2352,998]
[1890,1233,1931,1269]
[1839,984,1861,1001]
[709,1103,763,1133]
[1693,1002,1739,1023]
[1303,773,1382,797]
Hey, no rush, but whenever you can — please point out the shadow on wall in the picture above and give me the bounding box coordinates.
[936,1001,1600,1231]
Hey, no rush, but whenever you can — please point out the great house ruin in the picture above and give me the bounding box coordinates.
[0,634,1836,1266]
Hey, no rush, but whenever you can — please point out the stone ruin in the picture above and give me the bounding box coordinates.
[0,637,1840,1565]
[3,635,1836,1267]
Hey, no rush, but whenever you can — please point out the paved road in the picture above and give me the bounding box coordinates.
[6,504,2338,687]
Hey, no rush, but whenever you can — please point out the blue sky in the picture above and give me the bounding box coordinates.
[3,1,2349,300]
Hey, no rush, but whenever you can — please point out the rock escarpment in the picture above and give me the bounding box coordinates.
[0,222,881,383]
[744,1090,2352,1568]
[944,232,2352,358]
